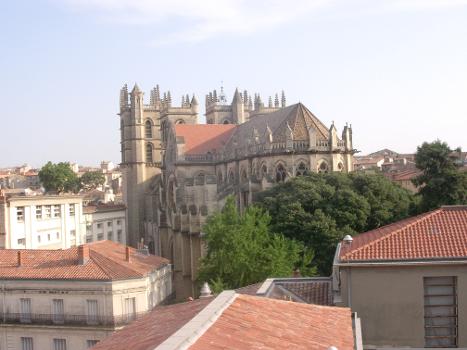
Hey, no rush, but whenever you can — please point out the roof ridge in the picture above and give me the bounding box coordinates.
[299,104,329,139]
[341,209,443,261]
[90,249,143,279]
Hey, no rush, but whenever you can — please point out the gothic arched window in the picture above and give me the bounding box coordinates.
[338,162,344,172]
[296,162,309,176]
[146,143,153,163]
[217,170,223,184]
[145,120,152,138]
[318,161,329,173]
[261,164,268,178]
[275,164,287,182]
[228,170,235,184]
[241,169,248,183]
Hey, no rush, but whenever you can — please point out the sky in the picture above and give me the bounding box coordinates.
[1,0,466,167]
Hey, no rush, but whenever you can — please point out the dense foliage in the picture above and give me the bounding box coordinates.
[255,172,418,275]
[80,171,106,191]
[197,196,316,292]
[39,162,80,193]
[413,140,467,211]
[39,162,105,193]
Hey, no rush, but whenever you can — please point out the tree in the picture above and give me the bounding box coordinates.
[413,140,467,211]
[80,171,105,191]
[39,162,80,193]
[197,196,316,292]
[255,172,418,275]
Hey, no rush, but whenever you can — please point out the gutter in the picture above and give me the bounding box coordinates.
[335,259,467,267]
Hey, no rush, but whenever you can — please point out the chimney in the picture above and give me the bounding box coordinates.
[17,251,23,267]
[125,246,131,263]
[78,245,90,265]
[343,235,353,245]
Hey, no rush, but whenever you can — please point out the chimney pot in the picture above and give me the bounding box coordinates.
[199,282,212,298]
[78,245,90,265]
[125,246,131,262]
[17,251,23,267]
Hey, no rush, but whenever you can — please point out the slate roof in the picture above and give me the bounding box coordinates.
[0,240,169,281]
[90,293,355,350]
[339,206,467,262]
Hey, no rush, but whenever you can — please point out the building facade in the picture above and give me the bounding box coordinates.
[119,84,355,298]
[0,241,172,350]
[83,204,126,245]
[333,205,467,348]
[0,194,85,249]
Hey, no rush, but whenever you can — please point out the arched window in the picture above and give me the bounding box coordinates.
[241,169,248,183]
[145,120,152,138]
[223,120,230,124]
[276,164,287,182]
[318,161,329,173]
[228,170,235,184]
[195,172,205,185]
[261,164,268,178]
[175,119,185,125]
[338,162,344,172]
[146,143,153,163]
[217,171,223,184]
[296,162,309,176]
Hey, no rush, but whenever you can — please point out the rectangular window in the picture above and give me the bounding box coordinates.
[97,233,103,241]
[86,340,99,348]
[20,298,32,323]
[117,230,122,242]
[107,221,112,227]
[124,297,136,322]
[108,231,113,241]
[86,236,92,243]
[86,299,98,325]
[117,220,121,225]
[97,223,102,229]
[53,205,61,218]
[35,206,42,219]
[53,339,66,350]
[37,235,41,243]
[70,230,76,237]
[424,276,457,348]
[56,232,60,240]
[17,207,24,222]
[52,299,64,324]
[69,204,75,216]
[21,337,33,350]
[47,233,51,241]
[45,205,51,218]
[17,238,25,246]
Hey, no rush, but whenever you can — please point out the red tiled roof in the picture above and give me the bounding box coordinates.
[340,206,467,262]
[83,203,126,214]
[190,294,354,350]
[0,240,169,281]
[174,124,236,155]
[91,298,213,350]
[235,282,263,296]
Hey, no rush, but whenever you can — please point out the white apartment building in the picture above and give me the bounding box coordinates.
[0,193,85,249]
[83,204,126,245]
[0,241,172,350]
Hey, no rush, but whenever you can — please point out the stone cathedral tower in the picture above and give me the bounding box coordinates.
[119,84,198,247]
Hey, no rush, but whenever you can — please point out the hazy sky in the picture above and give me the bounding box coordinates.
[1,0,466,167]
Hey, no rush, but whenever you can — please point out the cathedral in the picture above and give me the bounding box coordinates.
[119,83,355,299]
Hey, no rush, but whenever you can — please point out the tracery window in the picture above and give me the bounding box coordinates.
[145,120,152,138]
[296,162,309,176]
[240,169,248,183]
[275,164,287,182]
[261,164,268,178]
[146,143,153,163]
[318,161,329,173]
[228,170,235,184]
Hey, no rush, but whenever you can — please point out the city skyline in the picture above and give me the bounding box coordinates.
[1,0,467,167]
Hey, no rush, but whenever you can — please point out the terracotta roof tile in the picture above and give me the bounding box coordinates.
[174,124,236,155]
[91,298,214,350]
[340,206,467,262]
[0,240,169,281]
[190,294,354,350]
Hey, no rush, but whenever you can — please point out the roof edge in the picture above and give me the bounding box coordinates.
[154,290,238,350]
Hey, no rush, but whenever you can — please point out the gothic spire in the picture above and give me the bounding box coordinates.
[281,90,286,107]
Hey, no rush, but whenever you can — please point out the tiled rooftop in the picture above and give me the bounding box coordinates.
[0,240,169,281]
[339,206,467,262]
[190,294,353,350]
[273,278,333,305]
[91,297,213,350]
[91,292,355,350]
[174,124,236,155]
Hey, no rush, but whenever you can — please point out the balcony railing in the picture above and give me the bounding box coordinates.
[0,312,149,327]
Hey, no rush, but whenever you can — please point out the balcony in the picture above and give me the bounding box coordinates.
[0,312,149,327]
